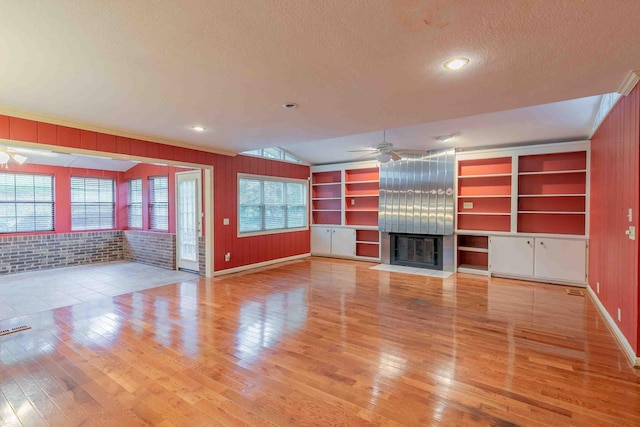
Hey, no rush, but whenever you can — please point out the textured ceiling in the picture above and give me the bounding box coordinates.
[1,1,639,157]
[283,95,602,165]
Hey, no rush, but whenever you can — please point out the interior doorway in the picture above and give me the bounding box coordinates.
[175,170,202,272]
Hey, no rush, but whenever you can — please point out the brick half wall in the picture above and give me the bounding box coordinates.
[123,230,176,269]
[0,231,123,274]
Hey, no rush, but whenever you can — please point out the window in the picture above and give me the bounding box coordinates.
[238,174,307,235]
[127,179,142,228]
[71,177,115,230]
[0,172,54,233]
[149,176,169,231]
[240,147,302,163]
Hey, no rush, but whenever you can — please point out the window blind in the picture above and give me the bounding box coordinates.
[149,176,169,231]
[127,179,142,228]
[238,175,307,234]
[0,172,54,233]
[70,177,115,230]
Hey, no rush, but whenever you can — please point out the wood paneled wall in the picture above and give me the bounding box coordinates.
[0,115,311,272]
[589,84,639,353]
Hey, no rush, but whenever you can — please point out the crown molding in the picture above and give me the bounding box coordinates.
[0,107,238,157]
[616,70,640,96]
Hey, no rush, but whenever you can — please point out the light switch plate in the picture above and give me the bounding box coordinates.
[629,208,633,222]
[223,218,230,225]
[463,202,474,209]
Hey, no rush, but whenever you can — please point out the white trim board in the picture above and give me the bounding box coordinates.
[212,253,310,276]
[586,285,639,368]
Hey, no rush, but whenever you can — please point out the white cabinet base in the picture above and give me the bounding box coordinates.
[534,238,586,283]
[488,235,587,286]
[310,226,359,259]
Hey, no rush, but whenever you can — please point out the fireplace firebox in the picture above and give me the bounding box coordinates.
[390,233,443,270]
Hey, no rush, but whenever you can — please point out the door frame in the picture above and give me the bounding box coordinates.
[175,170,203,273]
[173,167,214,277]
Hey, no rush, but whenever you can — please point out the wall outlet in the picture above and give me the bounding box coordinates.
[618,308,622,322]
[626,226,636,240]
[225,252,231,262]
[223,218,230,225]
[596,282,600,293]
[463,201,474,209]
[351,199,355,205]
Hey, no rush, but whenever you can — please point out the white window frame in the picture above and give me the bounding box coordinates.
[240,147,304,164]
[70,176,115,231]
[149,175,169,231]
[0,172,55,233]
[127,178,143,229]
[237,173,309,237]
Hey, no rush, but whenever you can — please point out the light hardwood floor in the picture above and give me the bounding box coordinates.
[1,257,639,426]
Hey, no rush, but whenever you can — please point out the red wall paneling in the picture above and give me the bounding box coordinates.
[9,117,38,143]
[589,84,639,354]
[0,115,9,139]
[37,122,57,145]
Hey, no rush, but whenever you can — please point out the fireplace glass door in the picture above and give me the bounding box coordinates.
[391,234,443,270]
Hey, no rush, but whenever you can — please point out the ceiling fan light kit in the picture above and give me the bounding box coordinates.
[377,152,392,163]
[0,148,29,168]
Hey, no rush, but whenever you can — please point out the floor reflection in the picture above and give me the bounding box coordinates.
[236,287,307,362]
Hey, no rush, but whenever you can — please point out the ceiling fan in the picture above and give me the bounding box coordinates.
[349,130,420,163]
[0,146,29,168]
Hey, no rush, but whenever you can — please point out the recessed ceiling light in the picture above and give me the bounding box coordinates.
[436,135,454,142]
[282,103,299,109]
[191,126,206,132]
[443,57,469,70]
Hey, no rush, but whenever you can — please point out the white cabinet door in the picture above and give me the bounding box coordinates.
[534,238,586,283]
[490,236,534,276]
[311,227,332,255]
[331,227,356,257]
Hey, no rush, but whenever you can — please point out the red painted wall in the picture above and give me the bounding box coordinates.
[0,115,311,272]
[120,163,188,234]
[1,163,120,234]
[589,84,639,354]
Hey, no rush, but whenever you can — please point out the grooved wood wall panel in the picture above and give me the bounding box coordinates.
[589,84,639,353]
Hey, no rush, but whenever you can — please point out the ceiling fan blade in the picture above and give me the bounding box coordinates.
[389,151,402,161]
[394,149,425,155]
[348,149,378,153]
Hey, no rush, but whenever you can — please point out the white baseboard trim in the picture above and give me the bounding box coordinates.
[212,253,310,276]
[586,285,639,368]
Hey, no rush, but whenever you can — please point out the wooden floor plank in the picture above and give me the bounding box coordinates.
[1,257,640,426]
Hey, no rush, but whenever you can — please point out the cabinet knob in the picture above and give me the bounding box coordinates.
[527,240,530,245]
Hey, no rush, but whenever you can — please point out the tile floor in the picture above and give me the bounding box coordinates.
[370,263,453,278]
[0,261,198,321]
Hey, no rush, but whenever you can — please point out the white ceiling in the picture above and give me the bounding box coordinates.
[0,146,140,172]
[0,1,639,161]
[283,94,602,164]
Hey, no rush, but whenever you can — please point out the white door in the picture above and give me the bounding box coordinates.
[331,227,356,257]
[490,236,534,276]
[176,171,202,272]
[534,238,586,283]
[311,226,332,255]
